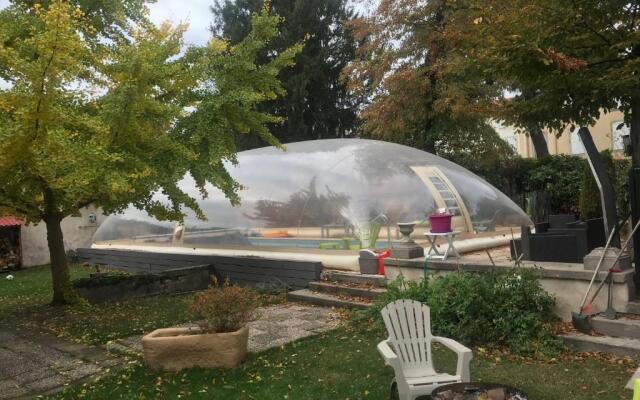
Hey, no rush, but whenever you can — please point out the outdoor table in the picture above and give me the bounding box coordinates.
[424,231,460,261]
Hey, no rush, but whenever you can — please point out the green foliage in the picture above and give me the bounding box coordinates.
[446,0,639,142]
[579,151,615,220]
[615,158,632,221]
[525,155,584,214]
[0,1,301,302]
[370,270,560,355]
[212,0,359,149]
[488,153,632,221]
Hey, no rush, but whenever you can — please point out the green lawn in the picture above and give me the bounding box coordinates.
[2,266,637,399]
[48,324,634,400]
[0,265,195,344]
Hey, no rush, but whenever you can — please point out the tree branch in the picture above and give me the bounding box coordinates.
[62,199,97,216]
[587,57,630,67]
[33,0,64,141]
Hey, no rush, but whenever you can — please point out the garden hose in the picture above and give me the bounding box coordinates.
[423,256,428,279]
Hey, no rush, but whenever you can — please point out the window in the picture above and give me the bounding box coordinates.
[570,128,584,155]
[611,121,630,151]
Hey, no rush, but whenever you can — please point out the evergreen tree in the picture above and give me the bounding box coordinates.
[212,0,359,149]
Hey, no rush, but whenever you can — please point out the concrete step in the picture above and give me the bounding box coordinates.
[322,270,386,287]
[288,289,372,309]
[625,300,640,314]
[560,332,640,357]
[309,281,386,300]
[592,315,640,340]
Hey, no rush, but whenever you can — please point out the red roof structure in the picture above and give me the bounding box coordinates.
[0,216,23,227]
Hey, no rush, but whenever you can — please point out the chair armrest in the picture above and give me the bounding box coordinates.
[432,336,473,382]
[377,339,400,369]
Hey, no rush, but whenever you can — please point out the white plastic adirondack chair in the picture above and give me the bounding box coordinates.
[378,299,472,400]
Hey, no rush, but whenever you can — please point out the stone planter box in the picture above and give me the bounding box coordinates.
[142,326,249,372]
[73,265,210,303]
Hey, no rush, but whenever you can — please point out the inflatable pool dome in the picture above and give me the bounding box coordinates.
[93,139,531,249]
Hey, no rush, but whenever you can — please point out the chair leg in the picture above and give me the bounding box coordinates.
[389,378,399,400]
[392,378,413,400]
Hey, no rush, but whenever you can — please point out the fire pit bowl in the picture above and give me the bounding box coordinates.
[432,382,528,400]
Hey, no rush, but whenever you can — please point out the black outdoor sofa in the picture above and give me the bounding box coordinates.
[513,214,606,263]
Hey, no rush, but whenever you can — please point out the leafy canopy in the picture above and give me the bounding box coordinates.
[212,0,359,149]
[343,0,513,167]
[0,0,302,223]
[444,0,639,135]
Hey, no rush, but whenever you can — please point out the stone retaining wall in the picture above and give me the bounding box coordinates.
[74,265,211,303]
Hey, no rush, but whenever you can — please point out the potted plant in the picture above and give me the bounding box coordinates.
[428,210,453,233]
[358,222,385,274]
[142,281,258,372]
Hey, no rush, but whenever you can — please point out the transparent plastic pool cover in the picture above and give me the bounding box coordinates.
[93,139,531,248]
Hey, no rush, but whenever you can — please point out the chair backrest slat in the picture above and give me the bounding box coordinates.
[382,301,411,363]
[381,299,433,370]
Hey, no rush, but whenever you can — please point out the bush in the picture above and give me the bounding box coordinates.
[188,281,258,333]
[579,150,616,220]
[370,269,560,355]
[486,153,632,222]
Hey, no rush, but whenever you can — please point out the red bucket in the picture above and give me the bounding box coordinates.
[429,214,452,233]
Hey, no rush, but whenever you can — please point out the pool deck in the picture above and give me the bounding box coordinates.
[93,231,518,272]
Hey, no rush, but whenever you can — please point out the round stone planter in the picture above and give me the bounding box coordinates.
[142,326,249,372]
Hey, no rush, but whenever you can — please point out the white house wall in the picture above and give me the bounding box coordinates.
[21,206,105,267]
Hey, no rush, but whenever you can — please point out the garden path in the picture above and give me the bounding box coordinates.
[0,303,339,399]
[108,303,341,355]
[0,328,118,399]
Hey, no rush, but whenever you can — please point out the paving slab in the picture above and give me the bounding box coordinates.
[107,303,341,356]
[0,329,117,399]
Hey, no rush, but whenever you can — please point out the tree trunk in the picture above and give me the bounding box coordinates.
[530,128,549,158]
[44,213,71,305]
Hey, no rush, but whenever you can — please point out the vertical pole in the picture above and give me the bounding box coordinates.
[630,96,640,294]
[630,168,640,293]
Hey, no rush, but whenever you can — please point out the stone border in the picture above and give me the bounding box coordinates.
[385,257,635,283]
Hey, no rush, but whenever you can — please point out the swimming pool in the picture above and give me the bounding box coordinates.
[247,237,394,250]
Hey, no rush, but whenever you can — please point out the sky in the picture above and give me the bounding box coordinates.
[0,0,213,45]
[0,0,372,89]
[148,0,213,46]
[0,1,373,47]
[0,1,214,47]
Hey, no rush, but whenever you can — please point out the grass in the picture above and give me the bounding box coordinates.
[0,265,281,345]
[0,264,90,316]
[2,265,636,399]
[48,324,634,400]
[0,265,195,344]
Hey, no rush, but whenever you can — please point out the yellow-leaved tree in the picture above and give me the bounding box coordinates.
[0,0,302,304]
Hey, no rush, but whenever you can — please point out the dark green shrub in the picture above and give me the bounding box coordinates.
[615,158,631,221]
[370,269,560,355]
[579,150,615,220]
[525,155,584,216]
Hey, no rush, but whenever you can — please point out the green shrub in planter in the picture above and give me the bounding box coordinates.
[370,269,560,355]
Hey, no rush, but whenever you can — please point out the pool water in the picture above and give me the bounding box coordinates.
[247,237,394,250]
